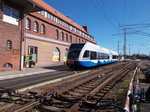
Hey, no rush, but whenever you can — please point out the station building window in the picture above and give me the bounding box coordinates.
[64,48,68,57]
[3,5,19,25]
[79,39,80,42]
[28,46,37,55]
[3,63,12,68]
[33,21,39,32]
[70,35,72,42]
[66,34,68,41]
[26,18,31,30]
[64,48,68,61]
[53,47,60,61]
[61,32,64,41]
[56,30,59,39]
[41,24,45,34]
[6,40,12,50]
[41,11,45,17]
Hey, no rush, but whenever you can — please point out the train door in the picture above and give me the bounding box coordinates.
[110,53,113,60]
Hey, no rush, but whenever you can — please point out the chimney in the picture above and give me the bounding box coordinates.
[82,26,88,33]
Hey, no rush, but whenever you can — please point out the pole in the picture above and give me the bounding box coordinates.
[129,44,130,56]
[118,41,120,55]
[124,28,127,59]
[118,41,121,59]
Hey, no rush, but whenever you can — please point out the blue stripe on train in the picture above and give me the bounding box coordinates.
[79,60,117,67]
[71,60,118,68]
[79,61,97,67]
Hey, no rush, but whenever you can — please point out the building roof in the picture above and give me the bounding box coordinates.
[31,0,87,33]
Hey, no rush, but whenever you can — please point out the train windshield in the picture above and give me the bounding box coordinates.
[67,43,85,59]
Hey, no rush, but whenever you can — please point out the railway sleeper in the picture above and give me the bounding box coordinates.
[83,84,97,88]
[51,101,71,108]
[72,89,90,94]
[59,94,80,99]
[51,95,79,104]
[67,91,85,97]
[39,105,67,112]
[77,86,93,91]
[46,97,73,108]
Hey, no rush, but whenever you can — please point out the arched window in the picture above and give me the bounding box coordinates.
[61,32,64,41]
[6,40,12,50]
[33,21,39,32]
[41,24,45,34]
[79,39,80,42]
[26,18,31,30]
[65,48,68,57]
[56,30,59,39]
[66,34,68,41]
[64,48,68,61]
[3,63,12,68]
[53,47,60,61]
[70,35,72,42]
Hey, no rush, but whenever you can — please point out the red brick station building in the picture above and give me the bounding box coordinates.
[0,0,96,71]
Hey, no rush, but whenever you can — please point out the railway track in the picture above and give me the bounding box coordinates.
[11,62,136,112]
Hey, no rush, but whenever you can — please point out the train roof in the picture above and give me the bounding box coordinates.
[70,42,118,55]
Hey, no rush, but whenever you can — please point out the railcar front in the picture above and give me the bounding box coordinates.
[67,43,86,68]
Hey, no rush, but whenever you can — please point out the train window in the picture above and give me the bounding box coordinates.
[100,53,104,59]
[69,44,85,51]
[98,52,101,59]
[106,54,109,59]
[83,50,90,60]
[113,55,118,59]
[83,50,90,58]
[90,51,97,60]
[100,53,109,59]
[67,51,80,59]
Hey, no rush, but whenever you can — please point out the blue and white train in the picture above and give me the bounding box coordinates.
[67,42,118,68]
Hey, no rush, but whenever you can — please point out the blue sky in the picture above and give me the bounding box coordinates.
[43,0,150,55]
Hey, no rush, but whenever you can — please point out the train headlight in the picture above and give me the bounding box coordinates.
[68,61,73,65]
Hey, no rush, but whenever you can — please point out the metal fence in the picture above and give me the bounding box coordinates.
[124,63,141,112]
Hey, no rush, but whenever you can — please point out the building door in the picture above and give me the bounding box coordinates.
[24,46,37,67]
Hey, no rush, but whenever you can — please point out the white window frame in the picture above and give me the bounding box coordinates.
[41,24,45,34]
[6,40,12,50]
[26,18,31,30]
[56,30,59,39]
[33,21,39,32]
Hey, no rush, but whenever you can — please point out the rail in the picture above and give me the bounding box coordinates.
[12,62,135,112]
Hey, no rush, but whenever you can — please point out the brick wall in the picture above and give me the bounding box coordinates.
[0,0,2,20]
[0,21,21,71]
[25,14,81,43]
[0,1,21,71]
[23,38,68,66]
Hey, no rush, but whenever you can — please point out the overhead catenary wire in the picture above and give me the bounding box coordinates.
[89,0,119,32]
[104,0,121,25]
[114,26,150,38]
